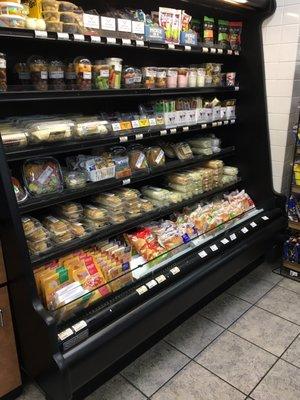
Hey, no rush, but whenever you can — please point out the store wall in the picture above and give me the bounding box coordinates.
[262,0,300,193]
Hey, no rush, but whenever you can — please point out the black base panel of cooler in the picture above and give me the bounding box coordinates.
[33,212,285,400]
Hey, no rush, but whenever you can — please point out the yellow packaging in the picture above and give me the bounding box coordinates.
[29,0,42,18]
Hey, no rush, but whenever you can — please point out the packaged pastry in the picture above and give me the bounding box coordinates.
[141,186,171,201]
[42,0,59,12]
[223,166,238,176]
[0,2,24,17]
[52,230,74,243]
[188,137,212,149]
[117,187,140,200]
[73,118,110,138]
[56,202,83,220]
[173,142,193,160]
[43,215,70,236]
[26,119,74,143]
[27,226,50,242]
[27,55,48,91]
[46,21,63,32]
[111,146,132,179]
[22,216,42,237]
[167,173,191,185]
[63,170,87,190]
[23,157,63,197]
[159,142,176,159]
[92,192,123,208]
[58,1,78,12]
[128,145,148,173]
[140,198,155,212]
[0,14,25,28]
[83,205,108,221]
[74,154,115,182]
[28,238,53,255]
[48,60,65,90]
[12,177,28,203]
[191,147,213,155]
[84,218,109,231]
[109,212,126,224]
[42,11,59,22]
[0,128,28,148]
[145,146,165,167]
[69,221,89,237]
[74,57,92,90]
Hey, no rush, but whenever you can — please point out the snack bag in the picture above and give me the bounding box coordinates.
[218,20,229,48]
[229,21,242,51]
[203,16,215,45]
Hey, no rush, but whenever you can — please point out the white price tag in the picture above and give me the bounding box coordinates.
[168,43,175,49]
[160,129,167,136]
[262,216,269,221]
[135,133,143,140]
[58,328,73,341]
[250,222,257,228]
[72,320,87,333]
[235,86,239,91]
[119,136,128,142]
[231,119,236,124]
[83,13,100,29]
[217,48,223,54]
[90,35,101,43]
[57,32,69,40]
[234,50,240,56]
[73,34,85,41]
[241,227,249,234]
[210,48,216,53]
[131,120,139,129]
[228,49,233,55]
[156,275,166,284]
[136,285,148,295]
[230,233,237,241]
[35,30,47,38]
[202,47,209,53]
[122,179,131,185]
[136,40,144,47]
[170,266,180,275]
[221,238,229,245]
[183,126,189,132]
[112,122,121,131]
[170,128,177,134]
[146,279,157,289]
[212,122,217,127]
[201,124,207,129]
[149,118,157,126]
[199,250,208,258]
[122,38,131,45]
[185,45,191,51]
[224,120,229,125]
[217,121,222,126]
[210,244,218,252]
[107,37,116,44]
[290,270,298,277]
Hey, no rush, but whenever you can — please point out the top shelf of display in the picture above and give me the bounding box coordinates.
[0,1,242,54]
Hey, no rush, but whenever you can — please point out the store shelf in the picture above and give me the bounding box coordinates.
[19,146,235,213]
[288,221,300,230]
[31,179,241,268]
[5,120,237,161]
[0,86,239,103]
[0,27,240,56]
[283,260,300,273]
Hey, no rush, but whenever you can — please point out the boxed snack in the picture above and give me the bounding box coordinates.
[159,7,181,44]
[23,157,63,197]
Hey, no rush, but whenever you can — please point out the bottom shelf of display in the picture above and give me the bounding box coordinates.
[282,260,300,272]
[288,221,300,231]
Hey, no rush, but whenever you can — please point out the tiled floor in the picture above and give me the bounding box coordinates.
[20,261,300,400]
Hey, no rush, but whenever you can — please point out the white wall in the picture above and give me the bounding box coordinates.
[262,0,300,193]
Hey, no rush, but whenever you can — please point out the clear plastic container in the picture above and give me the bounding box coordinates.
[58,1,78,12]
[0,52,6,92]
[27,55,48,91]
[68,221,91,237]
[27,226,50,242]
[42,11,59,21]
[48,60,65,90]
[27,238,53,255]
[197,68,205,87]
[42,0,59,12]
[93,61,109,90]
[60,11,77,23]
[63,22,78,33]
[26,119,74,143]
[65,62,76,90]
[22,216,42,237]
[92,192,122,208]
[109,212,126,224]
[188,68,197,88]
[12,177,28,203]
[155,67,167,89]
[145,146,165,167]
[167,68,178,89]
[46,21,63,32]
[14,62,30,86]
[83,205,109,221]
[116,187,140,200]
[56,202,83,220]
[74,57,92,90]
[73,118,110,138]
[177,68,188,88]
[23,157,63,197]
[43,215,70,236]
[0,13,25,28]
[0,2,24,16]
[128,145,148,173]
[142,67,156,89]
[106,58,123,90]
[1,128,28,148]
[51,230,74,243]
[173,142,193,160]
[111,146,132,179]
[63,170,86,190]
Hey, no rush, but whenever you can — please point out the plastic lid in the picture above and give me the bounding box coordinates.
[0,2,23,8]
[0,14,25,20]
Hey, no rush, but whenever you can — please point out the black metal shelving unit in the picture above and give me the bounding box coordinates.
[0,1,287,400]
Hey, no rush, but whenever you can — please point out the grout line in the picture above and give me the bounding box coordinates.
[254,304,300,327]
[120,373,153,399]
[276,281,300,296]
[247,358,280,398]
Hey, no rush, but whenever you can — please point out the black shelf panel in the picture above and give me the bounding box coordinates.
[0,27,240,57]
[19,146,235,214]
[6,120,237,161]
[0,86,239,103]
[31,178,241,268]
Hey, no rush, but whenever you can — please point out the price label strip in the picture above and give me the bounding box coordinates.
[241,227,249,234]
[156,275,166,284]
[230,233,237,241]
[202,47,209,53]
[262,216,269,221]
[201,123,207,129]
[135,133,143,140]
[90,36,101,43]
[119,136,128,143]
[136,40,144,47]
[73,34,85,42]
[183,126,189,132]
[146,280,157,289]
[250,222,257,228]
[170,128,177,134]
[160,129,167,136]
[199,250,208,258]
[217,48,223,54]
[170,266,180,275]
[210,48,216,54]
[210,244,218,252]
[168,43,175,50]
[184,45,191,51]
[107,37,117,44]
[136,285,148,295]
[122,179,131,186]
[57,32,69,40]
[122,38,131,45]
[221,238,229,245]
[35,30,48,39]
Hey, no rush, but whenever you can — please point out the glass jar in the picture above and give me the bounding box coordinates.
[196,68,205,87]
[27,55,48,91]
[65,62,76,90]
[155,67,167,88]
[14,62,30,87]
[106,57,123,90]
[177,68,188,88]
[0,53,7,92]
[74,57,92,90]
[93,61,109,90]
[188,68,197,88]
[167,68,178,88]
[142,67,156,89]
[48,60,65,90]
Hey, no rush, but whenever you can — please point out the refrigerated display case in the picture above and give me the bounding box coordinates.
[0,1,286,399]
